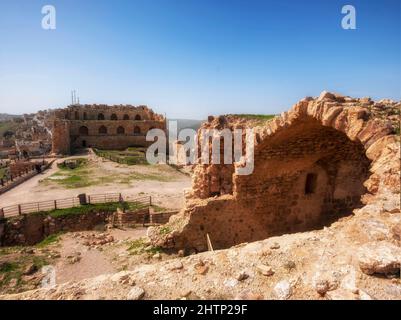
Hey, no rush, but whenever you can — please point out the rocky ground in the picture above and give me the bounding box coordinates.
[0,227,179,295]
[0,93,399,300]
[1,193,399,300]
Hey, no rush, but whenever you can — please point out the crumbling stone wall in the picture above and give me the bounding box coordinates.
[1,212,113,246]
[149,92,400,252]
[52,120,71,155]
[51,104,166,154]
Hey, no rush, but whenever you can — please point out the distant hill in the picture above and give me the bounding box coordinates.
[0,113,22,121]
[168,119,204,132]
[0,121,20,138]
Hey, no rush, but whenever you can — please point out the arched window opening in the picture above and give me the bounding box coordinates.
[75,111,79,120]
[98,113,105,120]
[123,114,130,120]
[117,126,125,135]
[305,173,317,195]
[99,125,108,134]
[83,112,88,120]
[111,114,118,120]
[134,126,141,135]
[79,126,89,135]
[135,114,141,121]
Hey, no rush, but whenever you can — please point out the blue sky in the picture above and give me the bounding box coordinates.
[0,0,400,119]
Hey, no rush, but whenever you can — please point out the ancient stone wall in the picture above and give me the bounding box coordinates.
[51,104,166,154]
[1,211,113,246]
[52,119,71,155]
[149,92,400,252]
[0,209,177,246]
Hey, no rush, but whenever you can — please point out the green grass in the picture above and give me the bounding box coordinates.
[0,167,7,179]
[0,254,50,292]
[46,159,109,188]
[45,158,94,188]
[231,114,276,121]
[127,238,147,252]
[159,226,171,235]
[43,203,126,218]
[45,152,176,189]
[228,114,277,127]
[94,148,149,165]
[127,238,162,255]
[0,262,18,273]
[58,175,92,188]
[36,233,63,247]
[26,201,148,219]
[57,158,88,170]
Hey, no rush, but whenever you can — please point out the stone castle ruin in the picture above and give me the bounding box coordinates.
[51,104,166,154]
[149,92,400,252]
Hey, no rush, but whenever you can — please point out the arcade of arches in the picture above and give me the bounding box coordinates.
[51,104,166,154]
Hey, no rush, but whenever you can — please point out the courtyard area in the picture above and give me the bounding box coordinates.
[0,150,191,211]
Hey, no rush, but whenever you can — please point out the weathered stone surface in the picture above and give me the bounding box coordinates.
[273,280,292,300]
[366,135,399,161]
[358,241,401,275]
[148,92,399,252]
[326,288,357,300]
[127,287,145,300]
[235,290,264,300]
[318,91,336,102]
[256,264,274,276]
[52,105,166,155]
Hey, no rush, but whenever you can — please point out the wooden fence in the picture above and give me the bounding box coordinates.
[0,193,151,218]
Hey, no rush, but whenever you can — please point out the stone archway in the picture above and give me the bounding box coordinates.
[234,117,370,236]
[99,125,107,134]
[148,92,397,252]
[134,126,141,135]
[79,126,89,135]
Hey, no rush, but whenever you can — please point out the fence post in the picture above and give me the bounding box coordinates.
[88,195,91,204]
[1,179,3,186]
[18,204,22,215]
[78,193,87,205]
[54,200,57,210]
[119,193,123,203]
[149,196,152,207]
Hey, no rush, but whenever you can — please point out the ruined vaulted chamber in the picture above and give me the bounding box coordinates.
[149,92,400,252]
[51,104,166,154]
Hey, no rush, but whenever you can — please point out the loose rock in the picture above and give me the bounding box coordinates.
[127,287,145,300]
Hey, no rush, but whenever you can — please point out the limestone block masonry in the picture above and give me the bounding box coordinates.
[148,92,401,252]
[51,104,166,154]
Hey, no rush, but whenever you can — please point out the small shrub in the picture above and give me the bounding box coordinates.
[36,233,62,247]
[0,262,18,273]
[159,226,171,235]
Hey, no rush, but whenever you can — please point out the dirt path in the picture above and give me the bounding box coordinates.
[0,154,191,210]
[0,160,60,207]
[54,228,150,284]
